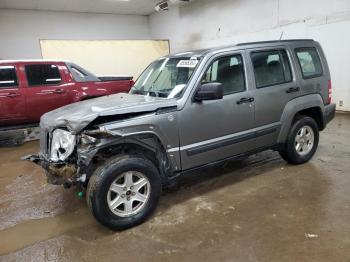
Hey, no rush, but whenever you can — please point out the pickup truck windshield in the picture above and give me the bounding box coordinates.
[130,57,200,98]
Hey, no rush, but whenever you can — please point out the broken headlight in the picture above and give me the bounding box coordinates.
[50,129,76,162]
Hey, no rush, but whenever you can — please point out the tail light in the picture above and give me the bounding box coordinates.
[130,79,135,87]
[327,80,332,104]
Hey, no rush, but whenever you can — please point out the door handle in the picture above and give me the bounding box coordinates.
[237,97,254,105]
[6,92,20,98]
[53,89,65,94]
[286,87,300,93]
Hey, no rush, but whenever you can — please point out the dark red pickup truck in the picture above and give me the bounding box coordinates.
[0,60,133,127]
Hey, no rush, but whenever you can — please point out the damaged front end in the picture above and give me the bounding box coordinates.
[22,93,180,188]
[22,128,91,188]
[22,153,80,187]
[23,121,129,188]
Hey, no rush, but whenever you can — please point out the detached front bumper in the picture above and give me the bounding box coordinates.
[22,154,79,186]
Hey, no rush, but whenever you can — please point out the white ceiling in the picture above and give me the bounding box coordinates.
[0,0,158,15]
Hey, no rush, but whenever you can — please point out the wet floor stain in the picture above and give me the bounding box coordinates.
[0,114,350,261]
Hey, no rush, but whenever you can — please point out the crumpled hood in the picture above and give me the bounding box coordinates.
[40,93,177,133]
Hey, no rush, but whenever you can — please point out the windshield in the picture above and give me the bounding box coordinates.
[130,57,200,98]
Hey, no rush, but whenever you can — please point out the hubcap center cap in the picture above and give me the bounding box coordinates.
[126,190,132,196]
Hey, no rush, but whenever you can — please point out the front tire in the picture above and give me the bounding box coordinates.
[86,155,161,230]
[278,116,319,165]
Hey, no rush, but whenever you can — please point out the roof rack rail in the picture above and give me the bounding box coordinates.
[236,39,314,46]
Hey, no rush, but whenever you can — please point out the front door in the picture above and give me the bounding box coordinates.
[179,53,256,170]
[22,63,69,122]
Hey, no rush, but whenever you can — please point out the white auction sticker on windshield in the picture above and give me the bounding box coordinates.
[177,60,198,68]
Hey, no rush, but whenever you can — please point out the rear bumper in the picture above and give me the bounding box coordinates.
[324,103,336,126]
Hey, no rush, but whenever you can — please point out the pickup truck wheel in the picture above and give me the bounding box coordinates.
[278,116,319,165]
[86,155,161,230]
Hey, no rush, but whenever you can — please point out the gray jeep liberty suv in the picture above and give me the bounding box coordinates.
[26,39,336,230]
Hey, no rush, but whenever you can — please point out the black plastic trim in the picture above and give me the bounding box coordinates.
[156,106,178,115]
[167,145,275,183]
[186,125,278,156]
[323,103,336,126]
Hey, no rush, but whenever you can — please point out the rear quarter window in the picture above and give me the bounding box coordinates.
[71,66,87,79]
[295,47,323,79]
[66,63,99,82]
[0,66,18,88]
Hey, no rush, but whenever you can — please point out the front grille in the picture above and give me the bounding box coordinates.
[39,129,50,157]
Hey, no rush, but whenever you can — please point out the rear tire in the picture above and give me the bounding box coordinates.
[86,155,161,230]
[278,116,319,165]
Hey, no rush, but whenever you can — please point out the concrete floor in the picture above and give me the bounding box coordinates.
[0,113,349,262]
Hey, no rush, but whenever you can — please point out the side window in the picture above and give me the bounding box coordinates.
[25,64,62,86]
[295,47,323,78]
[251,49,292,88]
[202,54,245,95]
[71,66,87,78]
[0,66,18,88]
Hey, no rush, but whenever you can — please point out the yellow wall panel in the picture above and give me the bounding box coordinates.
[40,40,170,79]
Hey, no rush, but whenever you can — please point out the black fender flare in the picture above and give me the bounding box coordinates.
[277,94,325,143]
[78,134,176,184]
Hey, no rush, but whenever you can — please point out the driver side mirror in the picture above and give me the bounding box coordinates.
[194,82,223,102]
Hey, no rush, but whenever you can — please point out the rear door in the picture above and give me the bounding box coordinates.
[22,63,70,122]
[248,47,299,148]
[0,64,26,125]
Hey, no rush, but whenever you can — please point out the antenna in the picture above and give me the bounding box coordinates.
[279,31,284,40]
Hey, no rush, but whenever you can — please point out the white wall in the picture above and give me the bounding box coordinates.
[0,9,150,59]
[149,0,350,111]
[1,3,349,111]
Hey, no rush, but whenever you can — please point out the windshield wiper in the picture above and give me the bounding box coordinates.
[148,91,160,97]
[131,89,147,95]
[148,90,170,98]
